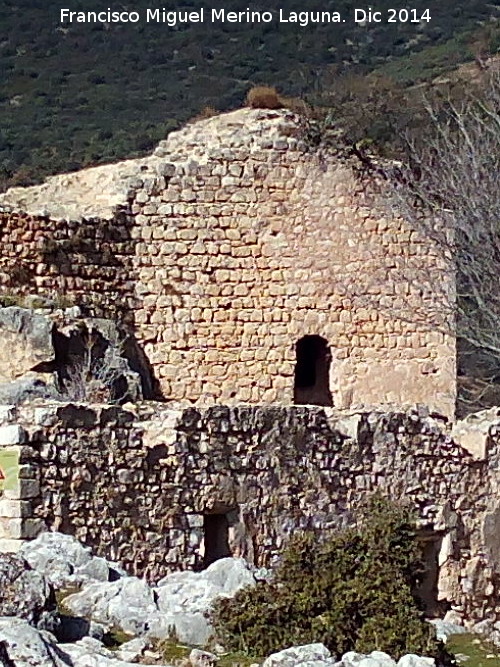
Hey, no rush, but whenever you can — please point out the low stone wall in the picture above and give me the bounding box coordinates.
[1,401,500,634]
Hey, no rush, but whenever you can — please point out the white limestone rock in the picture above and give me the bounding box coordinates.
[63,576,161,636]
[337,652,367,667]
[147,610,212,646]
[150,556,258,644]
[396,656,435,667]
[115,637,148,663]
[0,617,70,667]
[0,423,26,445]
[0,553,57,631]
[0,617,173,666]
[20,532,115,589]
[262,643,333,667]
[61,636,139,666]
[64,556,259,646]
[202,556,259,594]
[358,653,397,667]
[264,648,403,667]
[20,531,91,581]
[429,618,466,643]
[63,634,171,666]
[189,648,219,667]
[77,556,113,582]
[337,653,426,667]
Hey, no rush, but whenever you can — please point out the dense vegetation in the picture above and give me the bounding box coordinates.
[211,496,448,661]
[1,0,499,189]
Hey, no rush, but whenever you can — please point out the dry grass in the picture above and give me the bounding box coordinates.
[187,105,220,124]
[245,86,284,110]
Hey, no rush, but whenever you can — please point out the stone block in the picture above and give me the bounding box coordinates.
[0,517,44,539]
[451,420,490,460]
[0,499,31,519]
[4,479,40,500]
[0,424,26,446]
[0,406,16,422]
[21,518,44,539]
[0,518,22,539]
[33,407,58,427]
[0,537,26,553]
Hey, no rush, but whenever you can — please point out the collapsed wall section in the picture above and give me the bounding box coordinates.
[0,402,499,633]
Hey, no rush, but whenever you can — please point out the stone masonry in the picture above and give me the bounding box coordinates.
[1,402,500,639]
[0,109,456,415]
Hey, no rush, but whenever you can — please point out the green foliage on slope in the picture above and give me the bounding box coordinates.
[0,0,498,189]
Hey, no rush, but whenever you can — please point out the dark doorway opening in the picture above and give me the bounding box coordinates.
[203,513,231,568]
[415,531,448,618]
[294,335,333,406]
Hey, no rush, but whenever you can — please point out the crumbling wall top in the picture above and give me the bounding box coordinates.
[0,108,301,222]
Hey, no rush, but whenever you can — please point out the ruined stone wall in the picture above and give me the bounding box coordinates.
[0,209,136,320]
[1,402,500,634]
[0,109,456,414]
[132,110,455,414]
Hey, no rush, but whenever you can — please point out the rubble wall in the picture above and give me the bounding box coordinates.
[0,210,136,321]
[0,109,456,414]
[1,402,500,634]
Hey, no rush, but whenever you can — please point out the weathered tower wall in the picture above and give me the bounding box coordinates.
[0,109,456,415]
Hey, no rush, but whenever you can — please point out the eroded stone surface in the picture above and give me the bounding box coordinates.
[61,555,259,645]
[0,307,148,405]
[0,618,69,667]
[263,643,333,667]
[0,617,171,666]
[0,307,54,383]
[0,553,57,630]
[20,532,115,589]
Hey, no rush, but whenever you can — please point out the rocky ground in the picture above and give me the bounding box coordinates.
[0,533,463,666]
[0,305,152,406]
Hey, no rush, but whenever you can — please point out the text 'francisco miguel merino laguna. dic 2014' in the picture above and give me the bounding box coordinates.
[59,7,432,26]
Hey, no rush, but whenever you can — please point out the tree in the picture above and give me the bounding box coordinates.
[389,70,500,415]
[210,495,441,660]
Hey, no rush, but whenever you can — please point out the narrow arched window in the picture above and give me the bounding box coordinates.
[294,335,333,406]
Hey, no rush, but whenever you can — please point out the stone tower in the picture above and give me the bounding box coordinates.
[0,108,456,415]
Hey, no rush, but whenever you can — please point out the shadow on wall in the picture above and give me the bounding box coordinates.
[294,335,333,407]
[415,529,448,618]
[48,321,161,402]
[457,336,500,418]
[38,212,136,320]
[203,513,232,567]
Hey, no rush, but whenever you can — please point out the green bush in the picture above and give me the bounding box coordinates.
[211,495,441,660]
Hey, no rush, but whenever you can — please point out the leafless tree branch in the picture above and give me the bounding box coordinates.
[388,70,500,413]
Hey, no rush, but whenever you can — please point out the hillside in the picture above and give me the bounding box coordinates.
[1,0,499,189]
